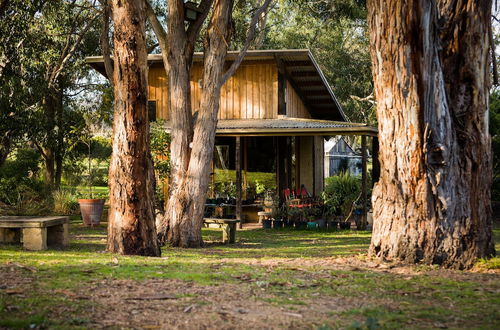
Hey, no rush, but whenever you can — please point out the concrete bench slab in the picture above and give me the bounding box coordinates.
[0,216,69,251]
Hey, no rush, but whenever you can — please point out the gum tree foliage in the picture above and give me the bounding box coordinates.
[0,0,46,167]
[29,0,103,187]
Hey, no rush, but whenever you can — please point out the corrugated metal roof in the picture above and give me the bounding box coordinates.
[86,49,347,122]
[162,118,377,136]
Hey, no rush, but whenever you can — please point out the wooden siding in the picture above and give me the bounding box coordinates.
[148,62,278,120]
[285,80,311,118]
[148,65,169,120]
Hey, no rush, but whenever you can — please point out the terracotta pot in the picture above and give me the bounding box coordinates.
[78,199,105,226]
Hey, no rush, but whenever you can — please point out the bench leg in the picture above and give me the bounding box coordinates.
[0,228,21,243]
[47,224,69,247]
[228,224,236,244]
[22,228,47,250]
[222,224,229,244]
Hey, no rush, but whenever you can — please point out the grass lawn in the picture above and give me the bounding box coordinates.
[0,220,499,329]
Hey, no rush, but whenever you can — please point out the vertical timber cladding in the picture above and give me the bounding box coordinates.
[148,64,169,120]
[148,61,279,120]
[285,80,311,118]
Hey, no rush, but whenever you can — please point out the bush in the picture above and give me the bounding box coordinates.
[52,189,79,215]
[0,177,52,216]
[0,148,52,216]
[321,171,361,217]
[0,148,41,180]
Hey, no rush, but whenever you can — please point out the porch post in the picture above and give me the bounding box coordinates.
[276,137,288,204]
[361,135,368,230]
[236,136,243,229]
[372,136,380,185]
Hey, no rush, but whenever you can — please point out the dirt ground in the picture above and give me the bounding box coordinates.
[1,255,498,330]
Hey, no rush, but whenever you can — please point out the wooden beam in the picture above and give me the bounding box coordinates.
[304,91,330,97]
[277,137,288,203]
[236,136,242,228]
[278,72,286,115]
[372,136,380,185]
[283,60,312,67]
[296,81,324,87]
[290,71,317,77]
[361,135,368,230]
[275,56,316,115]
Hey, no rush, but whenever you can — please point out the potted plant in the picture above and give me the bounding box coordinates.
[271,204,285,229]
[305,206,317,229]
[314,205,327,229]
[285,206,301,228]
[77,116,106,227]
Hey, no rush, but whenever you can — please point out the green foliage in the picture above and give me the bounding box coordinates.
[150,120,171,180]
[321,171,361,217]
[52,189,79,215]
[0,149,41,180]
[255,180,267,195]
[0,148,52,215]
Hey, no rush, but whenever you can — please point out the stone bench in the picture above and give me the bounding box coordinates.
[203,218,240,244]
[0,216,69,251]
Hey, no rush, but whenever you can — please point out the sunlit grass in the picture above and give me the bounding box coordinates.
[0,220,499,329]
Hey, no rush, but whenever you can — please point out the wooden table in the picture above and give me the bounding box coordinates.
[0,216,69,250]
[203,218,240,244]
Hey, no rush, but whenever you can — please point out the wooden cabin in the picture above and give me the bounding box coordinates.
[87,49,377,223]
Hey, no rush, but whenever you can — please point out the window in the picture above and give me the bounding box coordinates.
[148,100,157,122]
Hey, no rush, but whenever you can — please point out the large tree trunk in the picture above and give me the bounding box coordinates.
[368,0,495,269]
[162,0,233,248]
[106,0,160,256]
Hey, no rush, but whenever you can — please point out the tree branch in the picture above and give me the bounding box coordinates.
[144,0,169,72]
[220,0,273,86]
[145,0,168,52]
[489,22,498,85]
[99,0,114,82]
[186,0,214,46]
[49,8,101,88]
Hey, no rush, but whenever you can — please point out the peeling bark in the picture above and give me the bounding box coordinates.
[107,0,160,256]
[368,0,495,269]
[163,0,233,248]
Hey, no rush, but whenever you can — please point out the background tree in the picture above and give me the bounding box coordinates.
[0,0,45,167]
[106,0,160,256]
[28,0,101,187]
[368,0,495,269]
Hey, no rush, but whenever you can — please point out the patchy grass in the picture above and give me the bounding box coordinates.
[0,219,499,329]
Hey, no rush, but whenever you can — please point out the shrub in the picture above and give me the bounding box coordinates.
[321,171,361,217]
[52,189,79,215]
[0,177,52,216]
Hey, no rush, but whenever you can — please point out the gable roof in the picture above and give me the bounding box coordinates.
[86,49,347,122]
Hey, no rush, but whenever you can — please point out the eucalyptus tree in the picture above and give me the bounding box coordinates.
[143,0,272,247]
[105,0,160,256]
[368,0,495,269]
